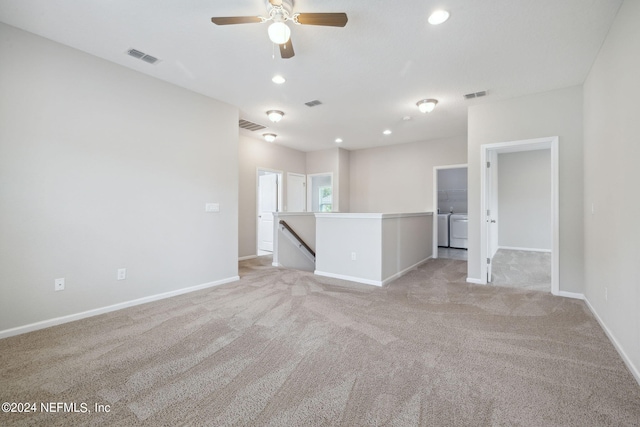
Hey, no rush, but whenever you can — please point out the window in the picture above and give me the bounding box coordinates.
[319,186,332,212]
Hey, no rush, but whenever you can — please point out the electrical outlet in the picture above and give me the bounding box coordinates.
[351,252,357,261]
[55,278,65,291]
[117,268,126,280]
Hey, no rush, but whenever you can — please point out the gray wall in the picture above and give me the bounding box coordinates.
[0,24,239,332]
[238,134,306,258]
[468,86,584,293]
[498,150,551,250]
[349,136,467,213]
[583,0,640,381]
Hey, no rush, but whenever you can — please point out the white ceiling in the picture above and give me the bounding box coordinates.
[0,0,622,152]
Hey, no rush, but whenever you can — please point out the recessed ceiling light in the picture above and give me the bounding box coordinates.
[263,133,277,143]
[266,110,284,123]
[428,10,450,25]
[383,129,392,135]
[272,75,286,84]
[403,116,412,121]
[335,138,343,143]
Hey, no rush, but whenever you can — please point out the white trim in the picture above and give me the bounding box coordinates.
[0,276,239,339]
[480,136,559,295]
[314,212,432,220]
[556,291,584,300]
[314,270,383,286]
[498,246,552,253]
[380,258,431,286]
[238,255,257,261]
[315,257,431,287]
[466,277,485,285]
[583,297,640,386]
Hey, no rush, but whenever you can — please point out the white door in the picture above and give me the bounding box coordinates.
[287,173,306,212]
[258,173,278,252]
[485,151,499,282]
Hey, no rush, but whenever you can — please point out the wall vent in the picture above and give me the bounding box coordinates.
[239,119,267,131]
[464,90,487,99]
[305,100,323,107]
[126,48,160,65]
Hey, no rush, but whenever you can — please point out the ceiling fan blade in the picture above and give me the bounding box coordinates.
[295,13,348,27]
[211,16,262,25]
[269,0,283,6]
[279,39,295,59]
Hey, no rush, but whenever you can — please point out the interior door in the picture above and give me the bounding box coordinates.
[258,173,278,252]
[485,151,499,282]
[287,173,306,212]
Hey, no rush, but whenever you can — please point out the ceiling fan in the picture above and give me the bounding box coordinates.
[211,0,348,59]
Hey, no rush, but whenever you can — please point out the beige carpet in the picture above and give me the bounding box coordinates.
[1,257,639,426]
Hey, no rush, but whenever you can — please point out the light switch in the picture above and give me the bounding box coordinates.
[205,203,220,213]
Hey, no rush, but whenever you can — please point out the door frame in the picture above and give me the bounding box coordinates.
[256,168,283,255]
[479,136,559,295]
[432,164,468,258]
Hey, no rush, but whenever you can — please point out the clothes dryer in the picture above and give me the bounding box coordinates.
[449,213,468,249]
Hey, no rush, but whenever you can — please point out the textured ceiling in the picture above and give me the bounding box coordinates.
[0,0,623,152]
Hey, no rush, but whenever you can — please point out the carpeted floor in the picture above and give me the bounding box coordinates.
[491,249,552,292]
[1,257,639,426]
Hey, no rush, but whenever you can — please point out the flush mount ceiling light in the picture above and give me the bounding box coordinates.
[417,99,438,113]
[335,138,343,143]
[266,110,284,122]
[428,10,450,25]
[272,75,286,84]
[383,129,392,135]
[267,20,291,44]
[263,133,277,143]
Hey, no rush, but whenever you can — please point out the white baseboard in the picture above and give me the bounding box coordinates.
[380,257,431,286]
[315,257,431,288]
[0,276,240,340]
[583,296,640,387]
[466,278,485,285]
[238,255,257,261]
[498,246,552,253]
[556,290,584,300]
[314,270,382,286]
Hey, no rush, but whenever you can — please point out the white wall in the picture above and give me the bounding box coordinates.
[238,134,306,258]
[498,149,551,250]
[349,136,467,213]
[0,24,239,333]
[583,0,640,382]
[338,148,350,213]
[306,148,345,212]
[468,86,583,293]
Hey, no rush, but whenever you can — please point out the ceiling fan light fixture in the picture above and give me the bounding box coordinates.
[428,10,450,25]
[417,99,438,113]
[268,21,291,44]
[267,110,284,122]
[263,133,277,143]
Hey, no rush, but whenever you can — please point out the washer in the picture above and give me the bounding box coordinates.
[449,213,468,249]
[437,213,451,247]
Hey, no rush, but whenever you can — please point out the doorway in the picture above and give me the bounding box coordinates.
[307,173,333,212]
[257,169,283,256]
[432,164,468,260]
[480,136,559,295]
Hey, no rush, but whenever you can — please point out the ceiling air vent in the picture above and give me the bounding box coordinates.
[464,90,487,100]
[305,100,323,107]
[126,48,160,65]
[239,119,267,131]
